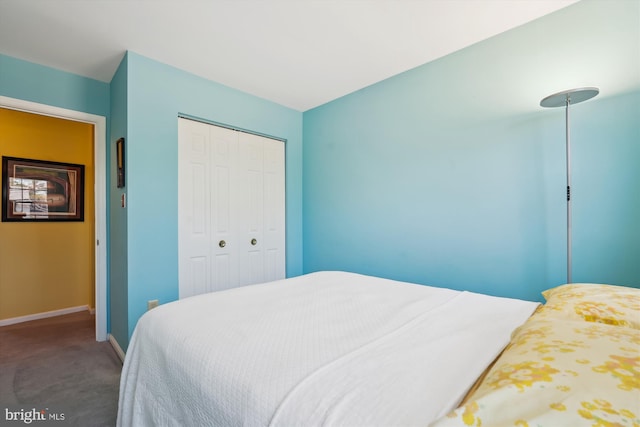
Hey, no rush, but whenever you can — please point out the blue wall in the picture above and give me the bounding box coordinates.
[0,54,109,118]
[570,91,640,286]
[109,54,128,349]
[123,52,303,344]
[302,0,640,302]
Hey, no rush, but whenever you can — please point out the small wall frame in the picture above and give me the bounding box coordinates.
[116,137,125,188]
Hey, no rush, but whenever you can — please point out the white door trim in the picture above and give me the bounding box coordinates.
[0,95,108,342]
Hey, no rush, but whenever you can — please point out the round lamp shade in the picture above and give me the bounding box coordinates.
[540,87,599,108]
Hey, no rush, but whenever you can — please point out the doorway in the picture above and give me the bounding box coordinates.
[0,96,107,341]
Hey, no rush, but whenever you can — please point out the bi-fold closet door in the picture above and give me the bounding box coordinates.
[178,117,286,298]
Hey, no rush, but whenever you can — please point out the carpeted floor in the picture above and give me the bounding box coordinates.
[0,311,122,426]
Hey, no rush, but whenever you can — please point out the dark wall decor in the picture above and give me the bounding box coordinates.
[116,137,125,188]
[1,156,85,222]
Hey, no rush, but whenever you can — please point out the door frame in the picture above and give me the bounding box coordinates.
[0,96,108,341]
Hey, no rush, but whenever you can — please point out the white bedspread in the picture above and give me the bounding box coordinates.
[117,271,538,427]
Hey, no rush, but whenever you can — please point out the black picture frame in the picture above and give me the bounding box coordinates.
[116,137,125,188]
[1,156,85,222]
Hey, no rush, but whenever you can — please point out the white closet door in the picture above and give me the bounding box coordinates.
[210,125,240,292]
[178,118,285,298]
[259,135,286,283]
[237,132,286,286]
[178,119,212,298]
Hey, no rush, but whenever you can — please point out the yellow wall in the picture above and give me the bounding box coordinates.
[0,108,95,320]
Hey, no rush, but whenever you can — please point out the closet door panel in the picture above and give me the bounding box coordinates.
[238,132,265,286]
[178,119,212,298]
[210,125,239,291]
[263,138,286,282]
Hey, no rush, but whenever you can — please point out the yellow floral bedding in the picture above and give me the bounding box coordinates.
[431,284,640,427]
[538,283,640,329]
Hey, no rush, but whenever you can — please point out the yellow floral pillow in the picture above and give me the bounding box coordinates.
[430,318,640,427]
[537,283,640,329]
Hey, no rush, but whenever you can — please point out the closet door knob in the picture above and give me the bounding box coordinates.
[250,238,257,246]
[218,240,226,248]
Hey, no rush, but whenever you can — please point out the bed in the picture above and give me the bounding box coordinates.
[116,271,639,426]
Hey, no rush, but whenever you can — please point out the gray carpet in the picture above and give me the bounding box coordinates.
[0,311,122,426]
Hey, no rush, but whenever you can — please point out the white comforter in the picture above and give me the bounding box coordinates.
[117,271,538,427]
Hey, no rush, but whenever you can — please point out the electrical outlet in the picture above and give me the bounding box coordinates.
[147,299,159,310]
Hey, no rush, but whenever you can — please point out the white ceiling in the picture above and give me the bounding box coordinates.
[0,0,579,111]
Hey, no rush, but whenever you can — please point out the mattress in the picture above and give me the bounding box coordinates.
[117,271,539,426]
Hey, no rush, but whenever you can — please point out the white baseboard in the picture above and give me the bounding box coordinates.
[0,305,90,327]
[109,334,126,362]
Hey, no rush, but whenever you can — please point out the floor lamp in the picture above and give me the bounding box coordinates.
[540,87,599,284]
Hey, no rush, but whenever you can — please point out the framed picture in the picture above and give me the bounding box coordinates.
[1,156,85,222]
[116,137,125,188]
